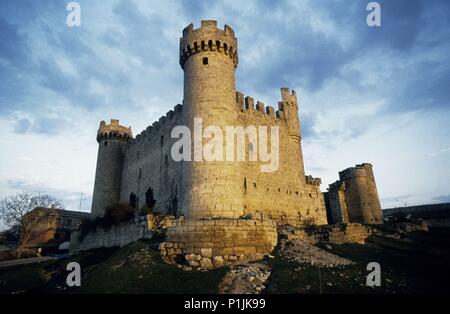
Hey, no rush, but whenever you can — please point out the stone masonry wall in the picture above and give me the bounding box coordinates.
[75,217,153,251]
[282,223,373,245]
[120,104,184,216]
[161,217,278,269]
[236,90,327,226]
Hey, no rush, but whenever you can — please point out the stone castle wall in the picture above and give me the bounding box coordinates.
[324,181,349,224]
[161,217,278,269]
[120,104,184,216]
[114,88,328,225]
[236,90,326,225]
[282,223,373,245]
[70,216,153,251]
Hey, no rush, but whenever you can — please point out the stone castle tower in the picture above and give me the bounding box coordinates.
[180,21,243,219]
[91,120,132,217]
[324,163,383,224]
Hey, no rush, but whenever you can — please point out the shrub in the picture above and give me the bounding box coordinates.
[102,202,135,226]
[80,219,98,239]
[79,203,135,239]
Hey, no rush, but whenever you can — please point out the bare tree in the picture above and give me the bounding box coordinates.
[0,192,64,257]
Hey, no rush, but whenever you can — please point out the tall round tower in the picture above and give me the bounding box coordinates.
[339,163,383,224]
[280,87,305,178]
[91,119,132,217]
[179,20,243,219]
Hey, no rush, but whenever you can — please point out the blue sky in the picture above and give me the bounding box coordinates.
[0,0,449,219]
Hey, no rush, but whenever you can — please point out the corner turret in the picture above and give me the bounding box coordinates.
[91,119,132,217]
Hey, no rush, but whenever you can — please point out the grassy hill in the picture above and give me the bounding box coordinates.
[1,228,450,294]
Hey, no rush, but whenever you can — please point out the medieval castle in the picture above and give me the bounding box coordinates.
[87,21,383,267]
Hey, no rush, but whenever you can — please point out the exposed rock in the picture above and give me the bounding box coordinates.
[212,256,224,268]
[188,260,200,267]
[278,238,353,267]
[218,263,271,294]
[200,248,213,258]
[200,258,213,269]
[185,254,196,261]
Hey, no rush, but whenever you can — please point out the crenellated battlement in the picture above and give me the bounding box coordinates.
[236,91,282,120]
[305,175,322,186]
[236,87,300,121]
[280,87,297,106]
[180,20,238,69]
[182,20,235,37]
[339,163,373,180]
[328,180,345,192]
[97,119,132,142]
[133,104,183,144]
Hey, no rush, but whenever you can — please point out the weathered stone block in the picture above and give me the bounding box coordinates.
[200,248,213,258]
[200,258,213,269]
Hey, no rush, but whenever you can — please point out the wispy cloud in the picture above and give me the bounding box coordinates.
[429,147,450,157]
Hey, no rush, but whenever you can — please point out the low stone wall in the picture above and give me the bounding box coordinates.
[282,223,373,245]
[73,217,153,251]
[161,218,278,269]
[393,221,428,233]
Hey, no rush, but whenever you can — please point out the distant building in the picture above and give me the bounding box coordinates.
[22,208,92,252]
[383,203,450,227]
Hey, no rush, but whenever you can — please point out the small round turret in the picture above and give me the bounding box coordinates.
[91,119,132,217]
